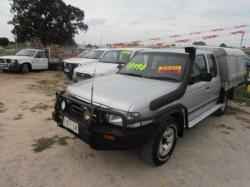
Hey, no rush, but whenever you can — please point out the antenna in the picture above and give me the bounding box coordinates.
[88,60,98,126]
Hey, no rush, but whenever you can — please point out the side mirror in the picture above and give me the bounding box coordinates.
[117,64,123,70]
[200,72,212,82]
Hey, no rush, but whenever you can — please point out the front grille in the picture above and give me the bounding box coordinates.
[75,72,92,79]
[0,59,6,64]
[64,98,98,123]
[65,63,78,69]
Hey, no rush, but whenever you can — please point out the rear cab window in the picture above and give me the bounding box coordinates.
[207,54,218,77]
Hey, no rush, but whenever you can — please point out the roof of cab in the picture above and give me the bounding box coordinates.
[141,47,212,55]
[92,48,111,51]
[110,48,146,52]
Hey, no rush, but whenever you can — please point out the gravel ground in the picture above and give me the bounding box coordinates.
[0,71,250,187]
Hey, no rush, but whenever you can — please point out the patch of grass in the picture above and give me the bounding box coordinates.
[0,102,7,113]
[14,114,23,120]
[57,136,70,145]
[236,116,250,124]
[30,103,51,112]
[225,105,250,115]
[32,136,57,152]
[217,124,235,131]
[32,135,70,152]
[28,76,70,97]
[234,86,250,99]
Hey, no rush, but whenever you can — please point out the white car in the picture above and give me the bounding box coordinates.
[72,48,144,82]
[63,48,109,78]
[0,49,48,73]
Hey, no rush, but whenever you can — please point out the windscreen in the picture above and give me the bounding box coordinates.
[16,49,37,57]
[119,52,188,82]
[78,50,104,59]
[100,50,133,64]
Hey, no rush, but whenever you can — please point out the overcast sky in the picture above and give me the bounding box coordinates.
[0,0,250,47]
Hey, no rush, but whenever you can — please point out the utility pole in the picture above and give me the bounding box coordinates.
[240,32,245,48]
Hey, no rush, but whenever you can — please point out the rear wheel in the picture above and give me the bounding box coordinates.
[214,95,228,116]
[21,64,30,74]
[140,118,177,166]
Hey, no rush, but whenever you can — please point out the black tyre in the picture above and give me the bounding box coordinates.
[140,118,178,166]
[21,64,30,74]
[214,95,228,116]
[2,69,8,73]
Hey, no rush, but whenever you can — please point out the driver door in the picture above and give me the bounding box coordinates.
[182,55,211,122]
[34,51,48,70]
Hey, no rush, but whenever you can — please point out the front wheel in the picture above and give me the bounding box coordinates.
[21,64,30,74]
[140,118,178,166]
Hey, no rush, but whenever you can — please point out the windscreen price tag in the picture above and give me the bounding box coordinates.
[126,62,147,71]
[158,66,182,74]
[121,50,132,56]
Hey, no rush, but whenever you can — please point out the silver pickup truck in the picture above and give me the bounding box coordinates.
[53,47,246,166]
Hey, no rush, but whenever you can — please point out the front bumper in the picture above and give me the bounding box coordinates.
[63,63,78,78]
[0,63,21,72]
[52,92,156,150]
[0,63,8,70]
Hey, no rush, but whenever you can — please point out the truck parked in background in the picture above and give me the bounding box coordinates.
[0,49,48,73]
[72,48,144,82]
[63,48,109,79]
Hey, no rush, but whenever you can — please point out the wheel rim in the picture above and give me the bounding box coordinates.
[158,126,175,161]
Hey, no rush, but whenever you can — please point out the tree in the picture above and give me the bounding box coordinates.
[220,43,227,47]
[0,37,9,46]
[193,41,206,46]
[9,0,88,46]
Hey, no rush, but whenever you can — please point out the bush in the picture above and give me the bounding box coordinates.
[0,37,9,47]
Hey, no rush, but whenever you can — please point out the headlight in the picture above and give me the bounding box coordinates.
[10,59,18,64]
[61,100,66,110]
[105,112,141,128]
[83,110,91,121]
[106,114,123,127]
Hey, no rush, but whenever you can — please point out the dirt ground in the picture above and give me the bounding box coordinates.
[0,71,250,187]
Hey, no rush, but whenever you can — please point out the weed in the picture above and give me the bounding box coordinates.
[32,135,70,152]
[14,114,23,120]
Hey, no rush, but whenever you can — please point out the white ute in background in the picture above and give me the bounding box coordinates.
[72,48,144,82]
[0,48,48,73]
[63,48,109,79]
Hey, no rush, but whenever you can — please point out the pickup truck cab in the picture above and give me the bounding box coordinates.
[63,48,109,79]
[53,47,246,166]
[72,48,143,82]
[0,49,48,73]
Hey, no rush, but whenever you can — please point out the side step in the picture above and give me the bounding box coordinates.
[188,104,222,128]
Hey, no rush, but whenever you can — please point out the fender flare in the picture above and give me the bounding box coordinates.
[21,62,32,71]
[152,104,188,137]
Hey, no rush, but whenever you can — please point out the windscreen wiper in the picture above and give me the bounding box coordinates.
[120,72,144,78]
[146,76,179,82]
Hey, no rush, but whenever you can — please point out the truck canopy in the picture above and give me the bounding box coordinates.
[199,47,246,90]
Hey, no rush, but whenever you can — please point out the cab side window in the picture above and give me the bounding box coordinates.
[192,55,207,77]
[36,51,45,58]
[207,54,217,77]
